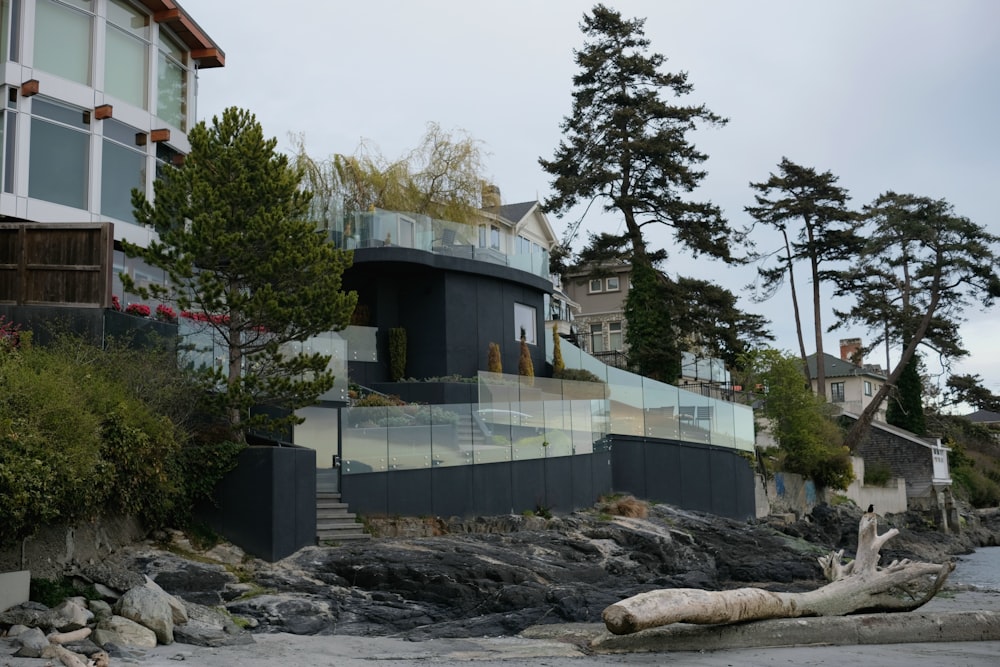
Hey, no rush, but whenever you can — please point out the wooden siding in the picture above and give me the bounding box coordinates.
[0,223,113,308]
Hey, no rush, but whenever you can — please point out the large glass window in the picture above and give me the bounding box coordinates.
[28,97,90,209]
[3,91,14,194]
[514,303,536,344]
[101,119,145,222]
[157,32,187,130]
[105,0,148,108]
[590,323,605,353]
[34,0,93,85]
[609,321,623,351]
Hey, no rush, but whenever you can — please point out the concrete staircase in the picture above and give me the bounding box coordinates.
[316,492,370,544]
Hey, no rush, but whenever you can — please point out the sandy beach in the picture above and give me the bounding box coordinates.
[134,589,1000,667]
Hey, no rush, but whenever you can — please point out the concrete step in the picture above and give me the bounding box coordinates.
[316,493,370,543]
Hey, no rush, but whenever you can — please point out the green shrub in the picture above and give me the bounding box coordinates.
[555,368,604,383]
[388,328,407,381]
[864,461,893,487]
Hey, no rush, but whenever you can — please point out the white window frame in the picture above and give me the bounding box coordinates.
[606,276,620,291]
[514,303,536,345]
[589,278,603,293]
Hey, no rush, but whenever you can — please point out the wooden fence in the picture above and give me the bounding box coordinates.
[0,223,113,308]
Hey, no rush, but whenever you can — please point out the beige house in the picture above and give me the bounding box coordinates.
[806,338,888,422]
[561,261,632,365]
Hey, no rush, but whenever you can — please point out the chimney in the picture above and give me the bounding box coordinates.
[481,183,501,209]
[840,338,862,365]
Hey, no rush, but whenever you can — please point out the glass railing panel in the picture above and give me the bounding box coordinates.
[294,406,339,469]
[433,403,475,468]
[474,400,517,463]
[539,399,574,457]
[677,387,712,445]
[386,405,432,470]
[607,365,644,436]
[709,396,736,449]
[530,376,565,403]
[568,399,597,454]
[342,405,389,473]
[477,371,521,407]
[641,378,679,440]
[341,325,378,362]
[560,377,608,401]
[733,403,756,452]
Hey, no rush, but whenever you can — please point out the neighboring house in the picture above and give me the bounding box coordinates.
[545,271,580,343]
[562,260,631,367]
[806,338,888,422]
[0,0,223,302]
[843,413,957,528]
[964,410,1000,427]
[330,190,560,385]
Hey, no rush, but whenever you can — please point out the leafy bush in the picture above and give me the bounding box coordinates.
[555,368,604,383]
[864,461,893,487]
[0,331,237,545]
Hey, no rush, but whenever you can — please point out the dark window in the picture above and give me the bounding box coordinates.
[831,382,846,403]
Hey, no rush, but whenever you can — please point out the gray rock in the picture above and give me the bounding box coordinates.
[93,614,158,649]
[88,598,113,622]
[0,602,61,632]
[226,594,334,635]
[12,626,47,658]
[73,560,145,594]
[115,585,175,645]
[52,599,93,631]
[144,576,188,625]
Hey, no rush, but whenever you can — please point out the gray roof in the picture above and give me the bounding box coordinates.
[805,352,886,380]
[839,411,946,450]
[964,409,1000,424]
[497,201,537,224]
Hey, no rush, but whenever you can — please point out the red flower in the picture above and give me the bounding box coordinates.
[155,304,178,322]
[112,295,122,311]
[125,303,151,317]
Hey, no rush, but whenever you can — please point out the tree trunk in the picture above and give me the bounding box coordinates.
[603,511,954,635]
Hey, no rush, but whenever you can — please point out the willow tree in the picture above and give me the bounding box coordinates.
[833,192,1000,450]
[124,107,358,440]
[294,122,489,224]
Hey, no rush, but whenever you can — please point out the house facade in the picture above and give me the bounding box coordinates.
[0,0,223,303]
[806,338,888,422]
[562,260,631,366]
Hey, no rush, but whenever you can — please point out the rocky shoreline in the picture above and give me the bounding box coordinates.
[2,500,1000,664]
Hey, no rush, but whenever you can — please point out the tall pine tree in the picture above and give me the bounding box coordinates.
[541,5,733,381]
[124,107,357,439]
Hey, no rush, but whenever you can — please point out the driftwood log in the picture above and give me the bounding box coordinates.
[603,509,955,635]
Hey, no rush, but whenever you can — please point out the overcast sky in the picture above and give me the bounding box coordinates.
[180,0,1000,402]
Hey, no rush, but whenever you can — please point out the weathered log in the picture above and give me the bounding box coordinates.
[603,510,955,635]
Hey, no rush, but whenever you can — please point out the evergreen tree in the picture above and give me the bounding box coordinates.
[886,349,926,435]
[833,192,1000,450]
[552,323,566,376]
[541,5,732,268]
[518,330,535,384]
[746,158,860,394]
[124,107,358,439]
[624,261,679,382]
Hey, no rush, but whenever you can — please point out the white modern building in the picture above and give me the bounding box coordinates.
[0,0,222,255]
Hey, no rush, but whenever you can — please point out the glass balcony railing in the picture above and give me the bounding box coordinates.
[321,208,550,280]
